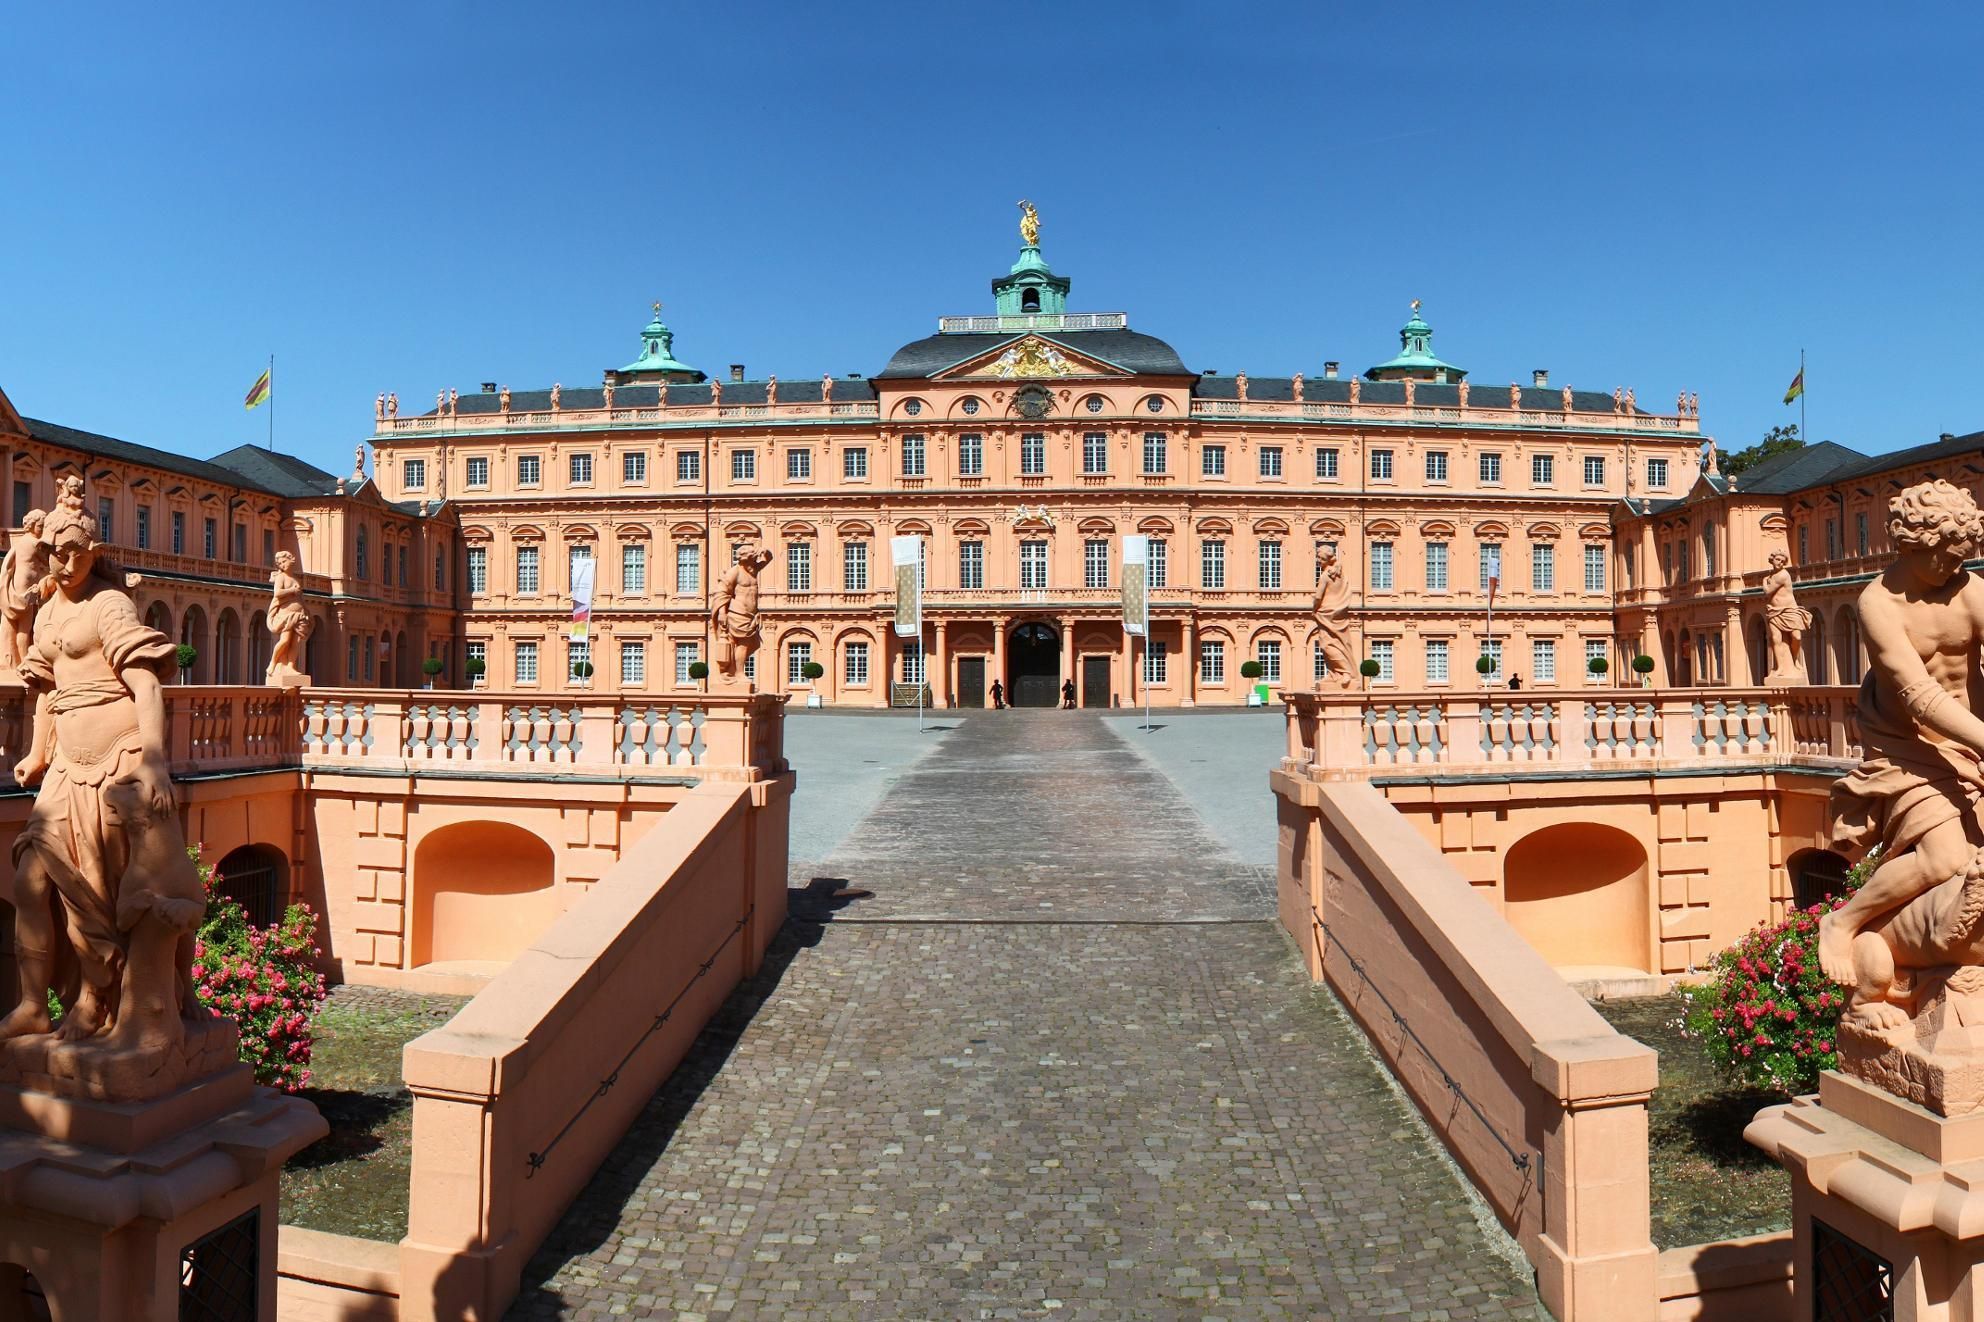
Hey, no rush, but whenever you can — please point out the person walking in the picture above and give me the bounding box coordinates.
[1061,678,1077,709]
[989,679,1005,709]
[1507,673,1523,691]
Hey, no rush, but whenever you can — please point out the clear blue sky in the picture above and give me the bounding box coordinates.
[3,3,1979,478]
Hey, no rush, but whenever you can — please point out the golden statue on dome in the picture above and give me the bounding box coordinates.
[1017,199,1039,247]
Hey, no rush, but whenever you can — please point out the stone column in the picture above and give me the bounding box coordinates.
[1060,615,1076,695]
[1182,618,1198,707]
[991,620,1006,703]
[931,619,949,707]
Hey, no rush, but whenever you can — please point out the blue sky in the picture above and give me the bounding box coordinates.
[2,3,1979,477]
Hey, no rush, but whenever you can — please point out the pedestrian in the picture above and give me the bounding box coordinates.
[1061,678,1076,709]
[1507,672,1523,691]
[990,679,1005,709]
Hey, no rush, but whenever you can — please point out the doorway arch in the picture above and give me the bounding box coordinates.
[215,844,289,927]
[1787,847,1854,910]
[1503,822,1652,972]
[1007,622,1061,707]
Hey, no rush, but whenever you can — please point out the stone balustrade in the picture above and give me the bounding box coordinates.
[376,399,880,434]
[1191,397,1699,433]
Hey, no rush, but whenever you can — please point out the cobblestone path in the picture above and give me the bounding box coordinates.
[513,712,1540,1320]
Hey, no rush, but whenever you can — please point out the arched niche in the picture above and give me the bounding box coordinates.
[411,822,559,968]
[1503,822,1652,972]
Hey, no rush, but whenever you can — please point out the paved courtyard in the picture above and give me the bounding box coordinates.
[513,711,1540,1319]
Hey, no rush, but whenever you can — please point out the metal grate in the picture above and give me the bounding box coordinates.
[180,1209,259,1321]
[1813,1219,1893,1322]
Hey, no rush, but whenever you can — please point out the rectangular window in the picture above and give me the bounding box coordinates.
[567,638,591,683]
[1313,641,1329,683]
[1201,539,1225,590]
[1532,453,1554,486]
[567,545,593,592]
[1479,453,1502,484]
[787,642,814,686]
[1200,640,1225,685]
[901,641,925,685]
[675,543,700,594]
[1144,639,1168,684]
[843,640,869,686]
[1646,457,1669,489]
[1480,638,1503,682]
[844,540,869,591]
[1256,639,1282,683]
[1370,542,1394,590]
[468,547,487,594]
[959,433,983,476]
[731,450,756,481]
[787,447,811,480]
[1679,540,1692,582]
[10,482,26,525]
[1083,432,1107,475]
[137,506,152,550]
[403,458,426,490]
[466,640,486,677]
[1584,544,1606,593]
[1370,449,1394,480]
[1583,455,1606,485]
[263,528,274,566]
[1426,542,1449,592]
[902,434,926,477]
[516,546,539,594]
[570,453,594,485]
[1797,524,1808,565]
[203,518,216,559]
[346,636,357,683]
[1085,539,1109,589]
[1258,539,1282,589]
[1021,433,1046,475]
[1259,446,1283,478]
[677,450,701,482]
[466,456,490,488]
[1533,639,1557,683]
[787,542,811,592]
[434,547,445,589]
[1856,512,1869,555]
[518,454,541,486]
[1142,431,1166,474]
[1316,448,1339,479]
[622,544,646,594]
[620,640,646,686]
[354,529,366,579]
[1148,539,1167,588]
[1532,543,1555,593]
[1426,639,1450,683]
[1425,451,1449,483]
[675,641,701,685]
[1825,518,1839,559]
[959,540,983,590]
[1479,542,1503,593]
[397,544,407,586]
[844,447,868,479]
[235,523,248,562]
[1586,639,1608,679]
[1202,444,1226,477]
[515,641,538,685]
[623,451,647,484]
[1372,639,1395,684]
[1020,540,1048,590]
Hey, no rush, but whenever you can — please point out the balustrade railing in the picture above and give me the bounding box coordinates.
[376,400,880,434]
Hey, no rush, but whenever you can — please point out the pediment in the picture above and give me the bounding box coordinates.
[0,386,21,436]
[938,336,1130,381]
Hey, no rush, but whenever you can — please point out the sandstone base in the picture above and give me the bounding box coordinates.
[0,1014,240,1104]
[1840,972,1984,1117]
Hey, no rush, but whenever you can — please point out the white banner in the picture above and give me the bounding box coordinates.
[1121,535,1148,638]
[569,556,596,642]
[890,535,922,639]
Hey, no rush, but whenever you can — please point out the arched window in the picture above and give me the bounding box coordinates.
[215,845,288,928]
[1021,288,1041,313]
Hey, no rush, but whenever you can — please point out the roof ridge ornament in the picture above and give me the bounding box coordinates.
[1017,199,1039,248]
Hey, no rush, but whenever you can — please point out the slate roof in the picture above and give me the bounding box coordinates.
[1194,377,1636,413]
[206,444,346,498]
[436,378,879,417]
[23,418,290,493]
[1829,430,1984,487]
[876,328,1191,380]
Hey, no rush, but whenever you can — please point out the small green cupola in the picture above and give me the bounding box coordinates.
[991,200,1071,316]
[1365,299,1467,383]
[611,302,705,385]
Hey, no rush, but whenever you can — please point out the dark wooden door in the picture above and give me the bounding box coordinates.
[1082,655,1111,708]
[957,656,985,708]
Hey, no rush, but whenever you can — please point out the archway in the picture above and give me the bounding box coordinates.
[1809,611,1830,685]
[1006,622,1061,707]
[180,605,210,683]
[215,608,241,685]
[248,611,269,682]
[1504,822,1652,972]
[1835,606,1861,687]
[1675,629,1693,687]
[395,630,411,688]
[1788,847,1854,910]
[412,822,558,968]
[214,844,289,928]
[1746,615,1768,687]
[144,600,172,640]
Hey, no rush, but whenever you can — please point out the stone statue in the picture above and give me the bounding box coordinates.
[0,496,202,1052]
[1612,387,1624,414]
[375,393,385,422]
[386,392,398,419]
[448,387,458,415]
[550,383,562,412]
[1292,372,1305,402]
[710,379,722,406]
[499,386,511,413]
[0,510,50,674]
[1403,378,1415,407]
[1761,550,1810,684]
[1312,545,1354,690]
[1705,441,1721,476]
[602,382,615,411]
[657,380,669,407]
[767,375,778,405]
[264,551,313,687]
[1562,385,1574,414]
[436,389,446,416]
[822,373,834,403]
[1235,372,1248,401]
[710,541,775,687]
[1625,387,1636,412]
[1017,198,1040,247]
[1509,382,1520,409]
[1348,377,1360,405]
[1455,379,1467,408]
[1690,391,1700,416]
[353,445,366,479]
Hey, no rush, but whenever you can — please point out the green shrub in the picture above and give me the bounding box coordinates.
[174,644,198,674]
[1358,659,1380,678]
[688,661,710,680]
[188,845,329,1093]
[1588,656,1609,675]
[1239,660,1264,679]
[421,657,445,677]
[1475,655,1496,675]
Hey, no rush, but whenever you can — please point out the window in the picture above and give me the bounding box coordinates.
[1586,639,1608,679]
[787,542,811,592]
[570,453,594,485]
[518,454,541,486]
[203,517,217,559]
[1021,433,1046,475]
[89,497,112,543]
[959,434,983,476]
[1797,524,1808,565]
[903,399,922,417]
[171,510,188,553]
[1856,512,1869,555]
[262,528,274,565]
[1202,444,1226,477]
[1583,456,1606,485]
[1425,451,1449,483]
[1533,639,1557,683]
[844,540,869,591]
[1426,542,1449,592]
[347,637,358,682]
[466,641,486,677]
[1259,446,1283,478]
[1142,432,1166,474]
[623,451,647,484]
[1084,539,1109,588]
[1148,539,1167,588]
[1678,539,1692,582]
[622,544,646,594]
[1368,541,1393,591]
[966,397,983,415]
[1584,545,1606,593]
[620,640,646,686]
[1532,543,1555,593]
[567,639,591,683]
[1532,454,1554,486]
[433,547,444,589]
[1825,517,1839,559]
[902,434,926,476]
[731,450,756,481]
[1646,457,1669,489]
[787,642,814,686]
[1317,448,1339,479]
[901,642,925,685]
[1256,639,1282,683]
[353,525,365,577]
[1200,640,1225,684]
[1258,539,1282,589]
[787,448,811,480]
[844,447,868,479]
[397,544,408,586]
[1370,449,1394,480]
[1313,641,1330,682]
[468,547,488,593]
[1144,639,1168,684]
[516,546,539,595]
[675,543,700,594]
[1480,638,1503,682]
[675,641,701,684]
[1479,543,1502,593]
[515,641,539,685]
[1371,639,1395,683]
[1083,432,1107,475]
[1426,639,1450,683]
[678,450,701,482]
[959,540,983,590]
[1020,540,1047,590]
[137,506,152,549]
[1479,453,1502,484]
[843,641,869,686]
[403,458,426,490]
[1201,539,1225,590]
[466,456,490,488]
[1704,520,1718,577]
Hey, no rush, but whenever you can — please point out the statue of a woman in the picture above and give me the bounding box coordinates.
[0,499,201,1047]
[1017,199,1040,247]
[0,509,50,673]
[265,550,313,686]
[1312,545,1355,690]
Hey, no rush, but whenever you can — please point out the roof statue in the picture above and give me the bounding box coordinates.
[1017,199,1040,247]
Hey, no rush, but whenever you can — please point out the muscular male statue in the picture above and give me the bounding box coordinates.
[710,541,775,687]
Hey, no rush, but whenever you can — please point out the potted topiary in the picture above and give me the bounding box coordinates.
[1632,653,1656,687]
[801,659,826,707]
[1239,658,1266,706]
[466,657,487,689]
[688,660,709,690]
[421,656,445,689]
[571,659,595,689]
[1358,657,1380,691]
[1587,655,1609,683]
[1475,654,1496,685]
[175,644,198,684]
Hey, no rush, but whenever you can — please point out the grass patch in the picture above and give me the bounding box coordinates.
[279,985,468,1242]
[1595,993,1791,1249]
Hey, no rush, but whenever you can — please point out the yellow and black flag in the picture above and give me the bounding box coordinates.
[1782,368,1804,406]
[243,366,272,410]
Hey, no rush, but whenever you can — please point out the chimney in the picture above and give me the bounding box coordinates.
[1323,362,1340,380]
[729,364,745,383]
[481,381,497,393]
[1532,369,1549,388]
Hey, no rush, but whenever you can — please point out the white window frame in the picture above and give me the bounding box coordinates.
[1202,444,1226,477]
[1532,543,1555,594]
[1584,544,1606,594]
[1370,541,1394,591]
[570,453,594,486]
[1370,449,1394,480]
[959,540,984,590]
[844,447,869,479]
[1084,538,1109,589]
[843,640,869,686]
[844,540,869,591]
[1201,539,1225,590]
[787,542,812,592]
[1316,448,1339,479]
[622,543,646,595]
[467,546,488,595]
[515,640,539,685]
[465,455,491,488]
[623,451,648,484]
[1533,638,1557,683]
[620,640,646,686]
[516,546,539,596]
[1020,540,1048,590]
[1021,432,1046,475]
[1199,640,1225,685]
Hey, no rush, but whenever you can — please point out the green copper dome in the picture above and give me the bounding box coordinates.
[620,304,703,380]
[1365,300,1467,382]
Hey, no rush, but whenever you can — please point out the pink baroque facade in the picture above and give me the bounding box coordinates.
[369,238,1707,705]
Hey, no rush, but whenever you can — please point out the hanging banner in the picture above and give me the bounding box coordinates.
[890,535,922,639]
[570,556,596,642]
[1121,535,1149,638]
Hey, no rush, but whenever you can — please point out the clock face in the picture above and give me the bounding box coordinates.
[1015,385,1054,420]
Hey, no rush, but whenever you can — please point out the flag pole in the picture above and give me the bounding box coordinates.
[267,353,275,451]
[1799,347,1806,446]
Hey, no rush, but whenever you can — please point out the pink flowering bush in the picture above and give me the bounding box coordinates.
[188,846,328,1092]
[1680,855,1872,1094]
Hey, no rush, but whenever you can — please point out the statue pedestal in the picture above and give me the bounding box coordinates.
[0,1054,325,1319]
[1749,1070,1984,1320]
[267,669,311,690]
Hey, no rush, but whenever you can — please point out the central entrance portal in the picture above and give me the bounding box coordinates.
[1008,623,1062,707]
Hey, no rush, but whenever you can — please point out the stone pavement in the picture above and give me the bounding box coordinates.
[512,712,1540,1320]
